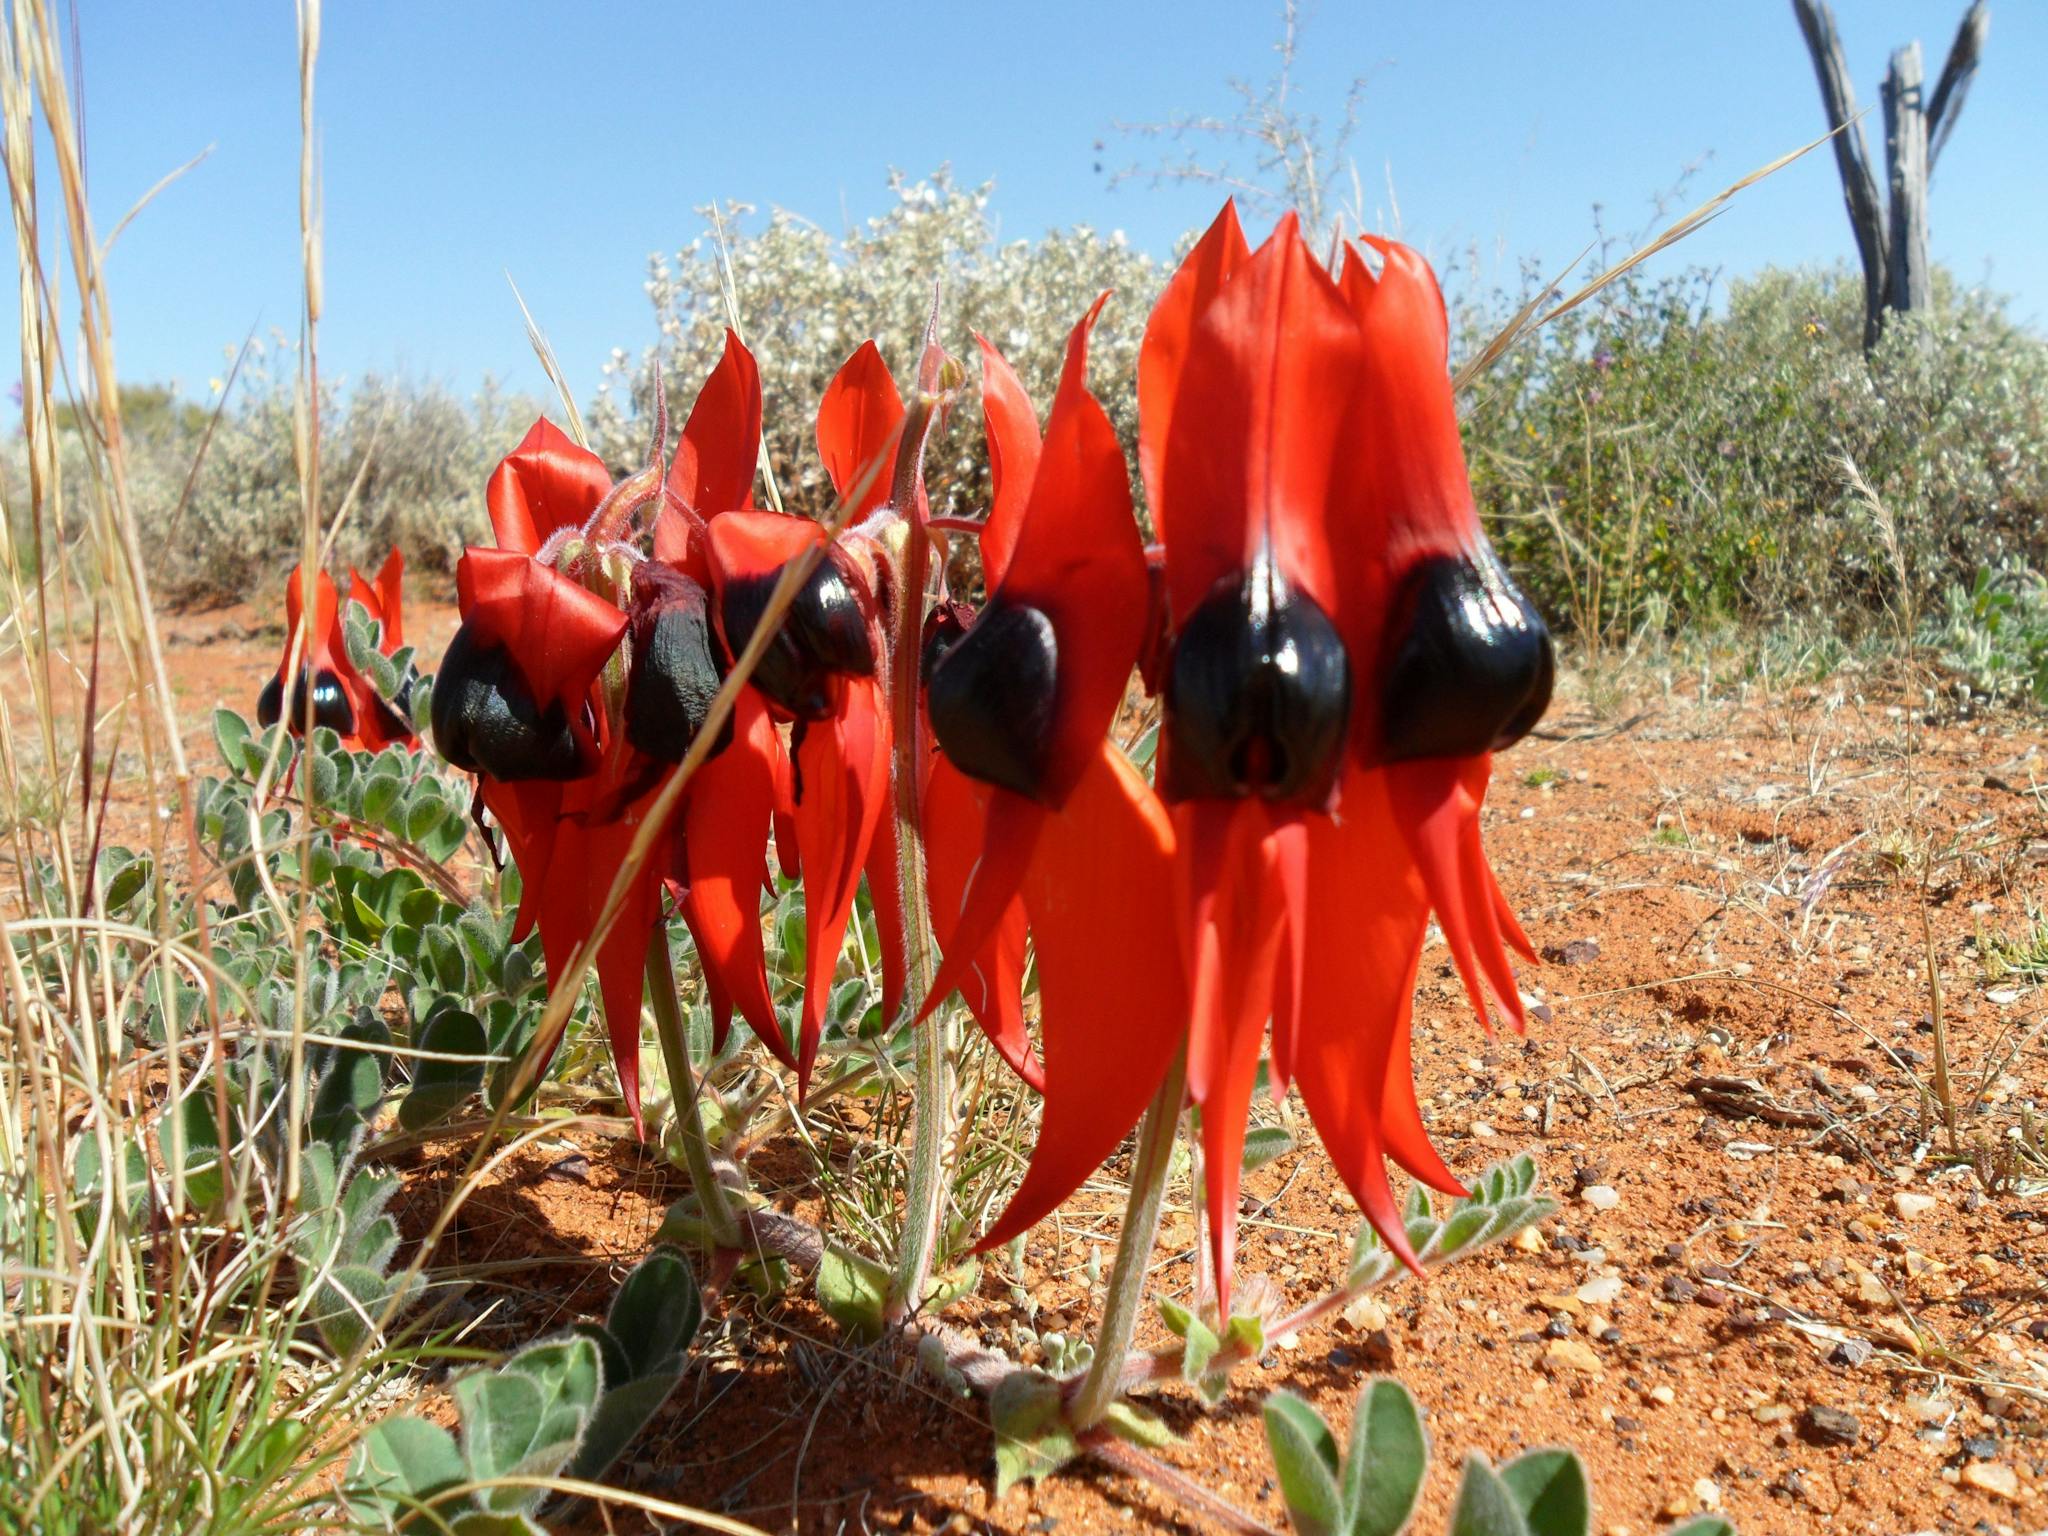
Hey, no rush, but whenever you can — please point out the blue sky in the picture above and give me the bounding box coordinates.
[16,1,2045,401]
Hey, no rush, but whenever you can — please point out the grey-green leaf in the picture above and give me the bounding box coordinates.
[1450,1457,1532,1536]
[1261,1390,1342,1536]
[1499,1448,1591,1536]
[1341,1378,1428,1536]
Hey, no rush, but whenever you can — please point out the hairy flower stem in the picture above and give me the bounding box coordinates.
[885,380,954,1324]
[644,936,740,1249]
[1070,1046,1188,1430]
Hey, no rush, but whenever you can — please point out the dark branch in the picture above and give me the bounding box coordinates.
[1790,0,1891,349]
[1926,0,1989,173]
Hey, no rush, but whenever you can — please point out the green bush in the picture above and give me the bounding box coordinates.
[1460,263,2048,642]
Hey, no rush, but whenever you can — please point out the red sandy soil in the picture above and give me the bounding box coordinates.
[36,599,2048,1534]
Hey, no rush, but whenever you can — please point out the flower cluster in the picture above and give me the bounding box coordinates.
[259,550,417,753]
[427,201,1551,1305]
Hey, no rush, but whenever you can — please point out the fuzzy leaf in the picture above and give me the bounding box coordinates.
[1241,1124,1295,1171]
[1450,1457,1532,1536]
[213,709,253,778]
[399,1008,487,1132]
[815,1244,891,1344]
[460,1336,601,1514]
[1667,1521,1735,1536]
[1157,1296,1193,1338]
[991,1370,1077,1496]
[605,1245,702,1379]
[1341,1378,1428,1536]
[1102,1400,1175,1450]
[1261,1390,1342,1536]
[345,1415,466,1527]
[1499,1449,1591,1536]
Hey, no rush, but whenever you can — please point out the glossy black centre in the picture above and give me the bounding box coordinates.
[926,601,1058,800]
[430,623,591,781]
[257,667,356,738]
[1380,548,1553,761]
[720,551,875,721]
[624,563,731,763]
[1162,562,1350,807]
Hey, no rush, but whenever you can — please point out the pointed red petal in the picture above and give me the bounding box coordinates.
[816,341,904,517]
[973,333,1042,590]
[1153,214,1363,630]
[522,788,680,1137]
[668,329,762,518]
[917,788,1045,1026]
[680,689,796,1072]
[1290,767,1442,1277]
[980,296,1148,804]
[487,418,612,556]
[922,756,1039,1088]
[456,548,628,721]
[1175,798,1287,1312]
[977,744,1183,1250]
[789,678,891,1089]
[1138,201,1249,518]
[864,799,907,1029]
[1386,757,1526,1033]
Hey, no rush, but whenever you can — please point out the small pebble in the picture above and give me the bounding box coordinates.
[1581,1185,1620,1212]
[1892,1191,1937,1220]
[1800,1404,1860,1447]
[1959,1462,2019,1501]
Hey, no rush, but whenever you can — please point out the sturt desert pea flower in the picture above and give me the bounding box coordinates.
[432,390,740,1130]
[258,557,416,752]
[670,335,921,1091]
[915,298,1189,1251]
[1140,204,1551,1305]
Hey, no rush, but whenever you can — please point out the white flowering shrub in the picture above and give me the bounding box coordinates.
[592,169,1163,522]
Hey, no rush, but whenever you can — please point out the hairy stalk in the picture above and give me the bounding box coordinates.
[1069,1046,1188,1429]
[885,377,953,1324]
[645,936,740,1248]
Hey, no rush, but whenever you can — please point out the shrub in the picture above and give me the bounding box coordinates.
[1459,262,2048,643]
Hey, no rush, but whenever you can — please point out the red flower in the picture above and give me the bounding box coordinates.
[919,209,1550,1309]
[916,300,1188,1250]
[434,403,732,1130]
[1138,206,1551,1303]
[259,558,416,752]
[667,336,912,1091]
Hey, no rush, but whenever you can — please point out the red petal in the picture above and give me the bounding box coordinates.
[816,341,904,518]
[524,797,677,1136]
[923,755,1038,1089]
[704,510,826,602]
[981,296,1148,804]
[456,548,628,720]
[1153,214,1363,631]
[864,797,907,1029]
[1335,237,1486,695]
[482,779,566,941]
[486,418,612,556]
[789,677,891,1089]
[348,548,405,650]
[917,787,1044,1027]
[681,689,796,1073]
[1290,766,1446,1278]
[973,333,1041,590]
[1176,798,1288,1311]
[1138,201,1249,519]
[1386,757,1526,1033]
[976,744,1183,1250]
[667,329,762,519]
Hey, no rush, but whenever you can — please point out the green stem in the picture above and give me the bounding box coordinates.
[644,936,740,1249]
[885,387,954,1324]
[1070,1045,1188,1430]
